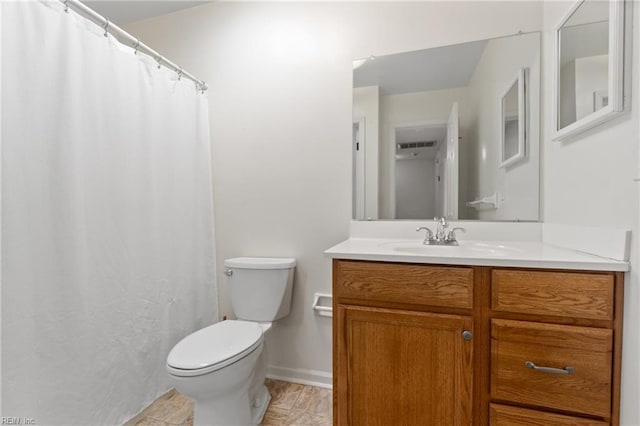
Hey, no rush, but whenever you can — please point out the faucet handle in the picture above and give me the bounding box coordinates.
[446,227,466,242]
[416,226,434,245]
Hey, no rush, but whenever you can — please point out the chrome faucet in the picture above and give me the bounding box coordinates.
[416,217,465,246]
[435,217,447,241]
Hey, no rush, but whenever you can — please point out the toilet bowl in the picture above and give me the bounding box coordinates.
[166,257,295,426]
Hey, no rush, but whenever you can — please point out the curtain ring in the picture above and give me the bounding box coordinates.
[133,39,140,55]
[155,56,162,70]
[103,18,109,37]
[177,67,183,81]
[64,0,69,13]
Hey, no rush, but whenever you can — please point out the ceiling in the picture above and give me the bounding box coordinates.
[84,1,211,25]
[353,40,487,96]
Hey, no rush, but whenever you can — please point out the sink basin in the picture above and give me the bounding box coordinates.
[389,241,520,257]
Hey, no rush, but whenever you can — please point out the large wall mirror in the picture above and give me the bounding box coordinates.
[553,0,625,141]
[352,32,540,222]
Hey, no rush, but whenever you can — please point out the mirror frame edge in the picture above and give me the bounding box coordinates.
[552,0,626,142]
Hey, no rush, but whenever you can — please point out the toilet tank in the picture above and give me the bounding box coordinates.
[224,257,296,322]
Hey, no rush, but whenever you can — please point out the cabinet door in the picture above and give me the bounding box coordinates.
[335,305,473,425]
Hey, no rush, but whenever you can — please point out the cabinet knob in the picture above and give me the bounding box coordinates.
[462,330,473,341]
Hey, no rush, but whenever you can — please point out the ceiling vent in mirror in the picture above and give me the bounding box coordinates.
[397,141,437,150]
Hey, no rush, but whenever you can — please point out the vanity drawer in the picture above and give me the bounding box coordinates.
[492,269,614,320]
[489,403,609,425]
[491,319,612,417]
[334,260,473,309]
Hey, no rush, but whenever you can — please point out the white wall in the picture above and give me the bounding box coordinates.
[353,86,380,220]
[542,2,640,425]
[380,87,472,219]
[126,0,544,389]
[395,158,436,219]
[466,32,541,221]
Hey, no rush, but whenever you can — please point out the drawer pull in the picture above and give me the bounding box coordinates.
[525,361,574,375]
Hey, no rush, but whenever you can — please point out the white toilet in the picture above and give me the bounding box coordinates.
[166,257,296,426]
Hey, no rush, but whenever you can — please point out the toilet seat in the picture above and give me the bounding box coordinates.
[167,320,263,377]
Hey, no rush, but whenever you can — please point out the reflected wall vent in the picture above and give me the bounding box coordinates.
[397,141,437,150]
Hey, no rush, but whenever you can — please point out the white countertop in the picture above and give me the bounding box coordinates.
[324,238,630,272]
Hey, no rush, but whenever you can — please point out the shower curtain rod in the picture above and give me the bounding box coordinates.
[60,0,208,92]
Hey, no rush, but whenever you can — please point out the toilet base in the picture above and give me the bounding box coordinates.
[193,385,252,426]
[251,384,271,424]
[191,383,270,426]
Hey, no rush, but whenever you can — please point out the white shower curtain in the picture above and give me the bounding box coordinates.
[1,2,217,424]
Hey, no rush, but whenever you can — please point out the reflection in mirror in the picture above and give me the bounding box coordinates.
[352,32,540,222]
[500,69,526,168]
[352,118,366,220]
[558,0,609,129]
[503,83,520,160]
[393,124,445,220]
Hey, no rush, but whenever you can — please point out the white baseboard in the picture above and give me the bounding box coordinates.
[267,365,332,389]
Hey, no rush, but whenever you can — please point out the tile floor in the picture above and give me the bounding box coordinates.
[130,379,332,426]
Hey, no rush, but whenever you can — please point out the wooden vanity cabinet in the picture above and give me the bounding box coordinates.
[332,260,624,426]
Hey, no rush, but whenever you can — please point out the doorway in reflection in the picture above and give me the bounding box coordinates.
[393,122,445,220]
[392,101,460,220]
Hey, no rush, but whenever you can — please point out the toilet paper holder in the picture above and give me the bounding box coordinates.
[312,293,332,318]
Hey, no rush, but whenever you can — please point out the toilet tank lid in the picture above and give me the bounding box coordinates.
[224,257,296,269]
